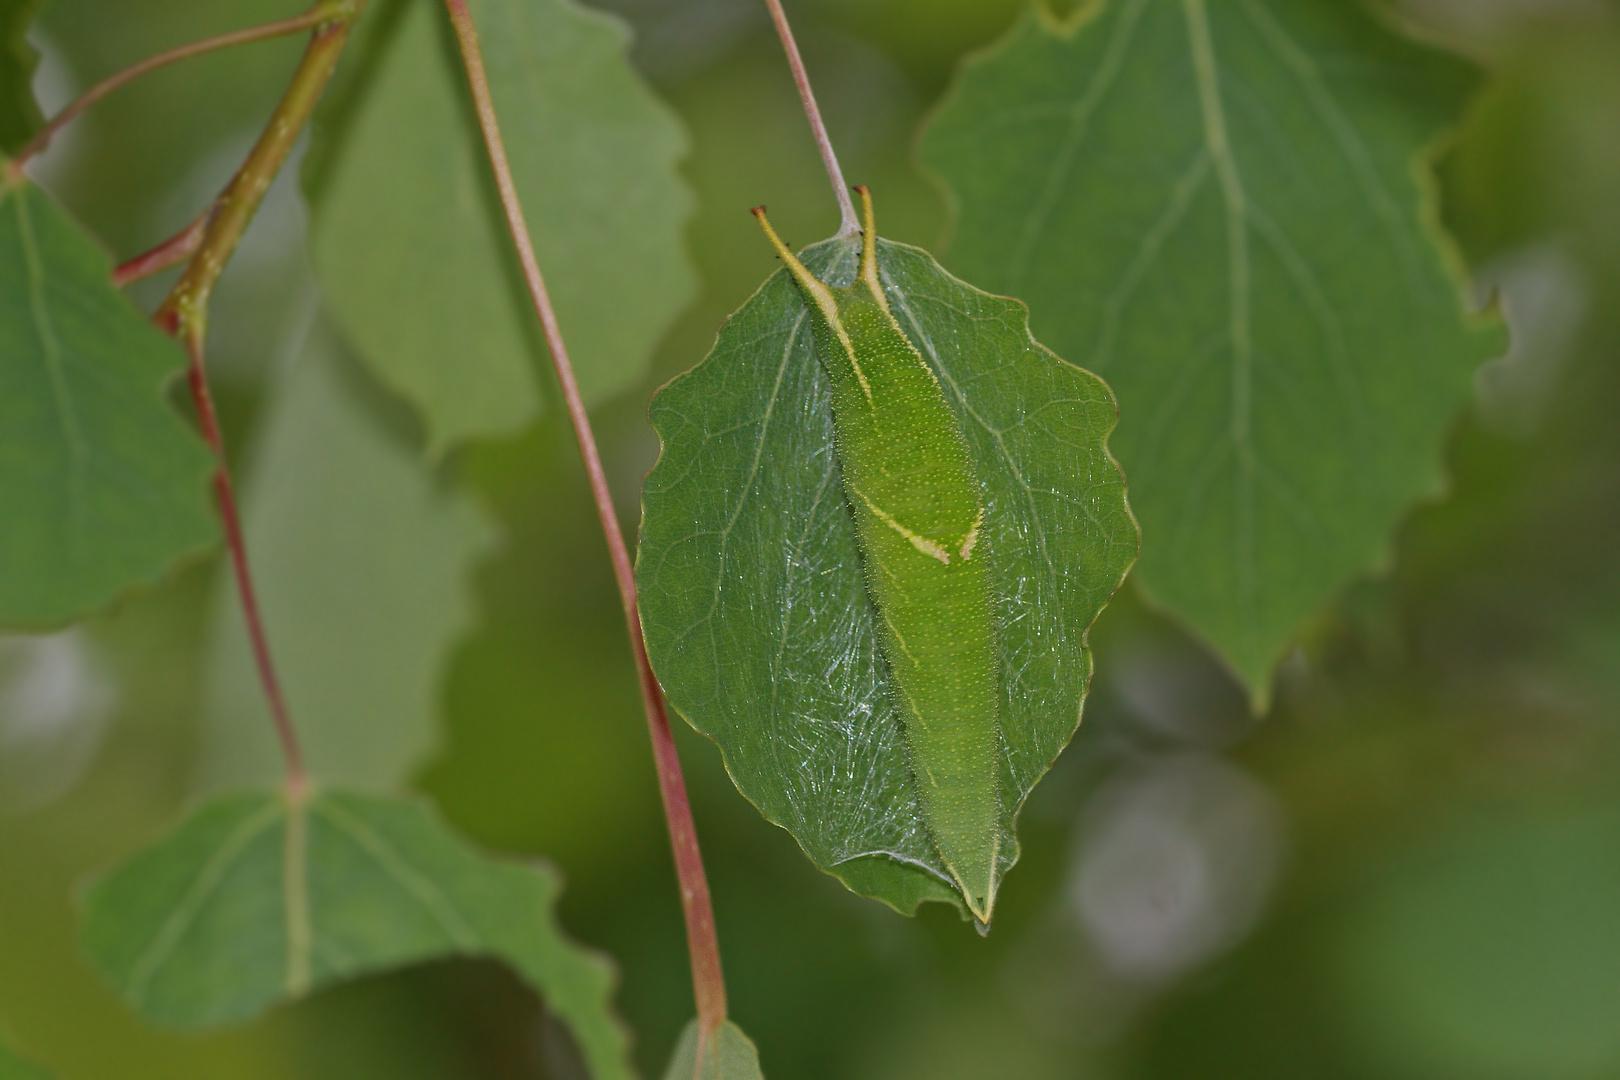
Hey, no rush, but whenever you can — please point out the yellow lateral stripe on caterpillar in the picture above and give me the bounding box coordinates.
[852,486,953,565]
[753,206,875,404]
[754,189,1004,923]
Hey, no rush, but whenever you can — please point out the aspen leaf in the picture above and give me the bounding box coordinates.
[661,1019,764,1080]
[920,0,1504,700]
[306,0,694,451]
[0,177,218,628]
[80,788,634,1080]
[195,322,497,793]
[636,234,1137,921]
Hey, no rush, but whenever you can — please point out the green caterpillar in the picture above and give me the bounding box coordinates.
[754,189,1002,923]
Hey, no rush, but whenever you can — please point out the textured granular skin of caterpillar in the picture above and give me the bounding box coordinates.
[755,193,1002,922]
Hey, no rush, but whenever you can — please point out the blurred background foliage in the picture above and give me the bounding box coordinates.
[2,0,1619,1077]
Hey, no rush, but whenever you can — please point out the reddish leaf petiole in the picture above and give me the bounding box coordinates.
[440,0,730,1041]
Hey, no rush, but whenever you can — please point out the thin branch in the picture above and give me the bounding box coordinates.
[5,0,348,175]
[174,322,309,797]
[158,6,358,324]
[150,0,364,797]
[113,209,211,287]
[441,0,730,1037]
[763,0,859,238]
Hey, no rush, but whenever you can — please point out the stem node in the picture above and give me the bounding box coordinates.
[144,0,364,795]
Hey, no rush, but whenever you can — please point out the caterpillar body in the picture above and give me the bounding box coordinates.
[754,189,1002,923]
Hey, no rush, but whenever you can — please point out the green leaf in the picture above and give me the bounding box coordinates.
[306,0,695,451]
[195,321,497,792]
[0,177,218,628]
[0,0,43,154]
[80,787,634,1080]
[919,0,1504,699]
[0,1032,51,1080]
[661,1019,764,1080]
[636,236,1137,918]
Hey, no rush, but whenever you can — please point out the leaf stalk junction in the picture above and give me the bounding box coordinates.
[154,1,366,801]
[15,0,735,1050]
[763,0,860,238]
[10,0,372,797]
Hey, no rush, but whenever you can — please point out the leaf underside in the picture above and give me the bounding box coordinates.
[661,1019,765,1080]
[197,321,497,793]
[637,237,1137,918]
[920,0,1504,699]
[0,179,218,628]
[80,788,634,1080]
[306,0,695,451]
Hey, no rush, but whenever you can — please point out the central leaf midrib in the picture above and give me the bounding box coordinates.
[283,792,311,996]
[1182,0,1260,622]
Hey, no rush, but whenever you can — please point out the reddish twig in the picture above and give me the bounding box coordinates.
[164,318,308,795]
[5,0,350,177]
[441,0,729,1037]
[762,0,859,238]
[150,1,364,797]
[113,210,211,286]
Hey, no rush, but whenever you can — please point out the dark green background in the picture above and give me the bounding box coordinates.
[3,1,1618,1077]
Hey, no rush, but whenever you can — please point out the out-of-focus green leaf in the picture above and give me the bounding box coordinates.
[661,1019,764,1080]
[0,0,42,153]
[306,0,694,451]
[920,0,1503,700]
[197,322,496,792]
[33,0,312,258]
[80,787,634,1080]
[0,177,217,628]
[637,235,1137,919]
[0,1032,51,1080]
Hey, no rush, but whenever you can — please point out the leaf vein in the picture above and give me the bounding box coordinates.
[1235,0,1421,287]
[123,801,285,1007]
[1183,0,1259,623]
[312,798,480,951]
[1247,203,1368,428]
[1004,0,1153,292]
[1087,148,1212,373]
